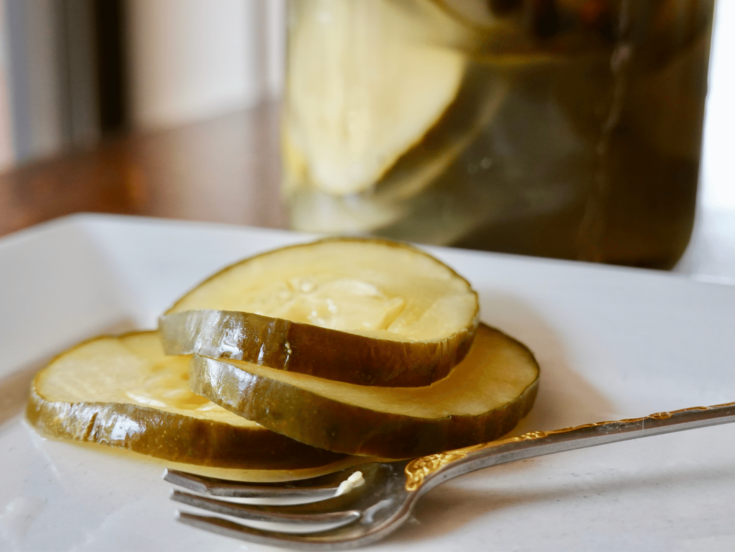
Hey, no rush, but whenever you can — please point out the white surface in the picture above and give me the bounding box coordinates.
[1,214,735,552]
[677,207,735,286]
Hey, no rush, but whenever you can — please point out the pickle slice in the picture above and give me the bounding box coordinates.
[191,324,539,459]
[26,332,345,470]
[162,238,479,387]
[287,0,465,195]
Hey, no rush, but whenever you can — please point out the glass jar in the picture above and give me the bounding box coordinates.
[282,0,715,269]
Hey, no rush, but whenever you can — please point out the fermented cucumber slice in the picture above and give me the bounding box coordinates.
[191,324,540,459]
[161,238,479,387]
[287,0,465,195]
[27,332,345,470]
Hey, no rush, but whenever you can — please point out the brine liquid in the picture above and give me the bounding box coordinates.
[283,0,714,269]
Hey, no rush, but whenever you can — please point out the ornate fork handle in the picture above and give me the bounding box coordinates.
[407,401,735,493]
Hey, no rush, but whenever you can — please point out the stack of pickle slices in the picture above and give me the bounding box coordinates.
[27,238,540,481]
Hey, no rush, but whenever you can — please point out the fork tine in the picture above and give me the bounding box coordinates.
[171,490,361,526]
[164,468,359,499]
[176,512,367,550]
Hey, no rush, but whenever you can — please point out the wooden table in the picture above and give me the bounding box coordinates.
[1,102,734,285]
[0,103,287,237]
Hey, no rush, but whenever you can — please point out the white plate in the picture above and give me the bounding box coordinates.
[2,214,735,552]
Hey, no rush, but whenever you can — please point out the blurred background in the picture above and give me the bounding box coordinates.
[0,0,732,280]
[0,0,285,165]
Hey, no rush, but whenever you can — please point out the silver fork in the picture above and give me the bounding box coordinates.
[165,401,735,550]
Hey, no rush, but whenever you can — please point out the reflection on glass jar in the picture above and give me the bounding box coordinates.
[282,0,714,269]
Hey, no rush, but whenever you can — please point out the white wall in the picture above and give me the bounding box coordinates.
[127,0,285,131]
[701,0,735,212]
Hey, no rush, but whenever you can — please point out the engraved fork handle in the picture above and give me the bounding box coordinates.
[407,401,735,493]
